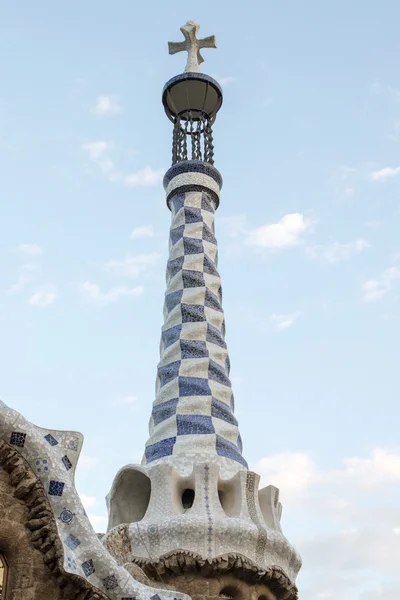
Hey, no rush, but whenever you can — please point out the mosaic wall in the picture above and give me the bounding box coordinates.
[0,401,190,600]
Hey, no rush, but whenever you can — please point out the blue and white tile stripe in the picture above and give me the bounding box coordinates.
[0,401,190,600]
[143,183,247,471]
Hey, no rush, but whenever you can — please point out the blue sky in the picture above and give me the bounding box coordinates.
[1,2,400,599]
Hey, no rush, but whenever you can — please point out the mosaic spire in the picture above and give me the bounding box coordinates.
[141,25,246,476]
[142,175,247,473]
[104,25,301,599]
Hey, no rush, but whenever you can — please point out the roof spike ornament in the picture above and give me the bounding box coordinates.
[168,21,217,73]
[102,22,302,600]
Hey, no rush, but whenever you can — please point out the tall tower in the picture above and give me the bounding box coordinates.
[103,22,301,600]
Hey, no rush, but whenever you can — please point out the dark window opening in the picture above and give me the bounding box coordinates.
[182,488,195,509]
[219,586,242,600]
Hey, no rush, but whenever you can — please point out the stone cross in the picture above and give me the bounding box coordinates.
[168,21,217,73]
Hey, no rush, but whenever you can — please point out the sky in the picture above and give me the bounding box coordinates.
[0,1,400,599]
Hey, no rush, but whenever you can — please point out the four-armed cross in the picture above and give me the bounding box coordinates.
[168,21,217,73]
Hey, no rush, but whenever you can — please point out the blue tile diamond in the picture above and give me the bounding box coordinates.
[81,559,95,576]
[44,433,58,446]
[48,480,65,496]
[64,534,81,550]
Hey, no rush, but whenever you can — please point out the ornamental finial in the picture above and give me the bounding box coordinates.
[168,21,217,73]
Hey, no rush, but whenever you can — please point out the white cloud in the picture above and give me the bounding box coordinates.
[28,288,58,308]
[130,225,154,239]
[79,281,144,306]
[82,141,111,160]
[253,448,400,597]
[14,243,43,257]
[340,448,400,486]
[115,396,138,412]
[95,95,122,116]
[80,495,96,509]
[343,186,354,197]
[370,81,400,102]
[307,239,369,264]
[79,455,99,469]
[269,312,301,330]
[116,396,137,405]
[246,213,313,249]
[104,253,161,277]
[362,267,400,302]
[370,166,400,181]
[125,166,164,187]
[82,141,120,181]
[87,514,108,531]
[255,452,316,494]
[8,263,38,293]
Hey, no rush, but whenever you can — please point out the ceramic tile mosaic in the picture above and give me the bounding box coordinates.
[104,165,302,587]
[142,182,247,476]
[0,402,191,600]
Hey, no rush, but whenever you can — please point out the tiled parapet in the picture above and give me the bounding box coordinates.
[103,461,301,597]
[142,162,247,478]
[0,400,191,600]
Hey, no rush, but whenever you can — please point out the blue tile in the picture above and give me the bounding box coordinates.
[202,224,217,244]
[179,376,211,397]
[152,398,179,426]
[177,414,215,435]
[145,437,176,462]
[170,225,185,245]
[204,289,222,312]
[180,339,208,359]
[62,455,73,471]
[167,256,184,279]
[10,431,26,448]
[208,359,231,387]
[165,290,183,313]
[221,319,226,337]
[59,508,75,524]
[216,435,248,467]
[44,433,58,446]
[201,192,215,212]
[182,269,205,288]
[64,534,81,550]
[181,304,206,323]
[183,237,204,255]
[211,397,238,426]
[161,325,182,349]
[157,361,180,387]
[203,255,218,276]
[230,394,235,412]
[206,323,226,347]
[237,433,243,453]
[184,207,202,223]
[48,480,65,496]
[225,355,231,375]
[170,193,185,213]
[102,575,118,591]
[81,559,95,576]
